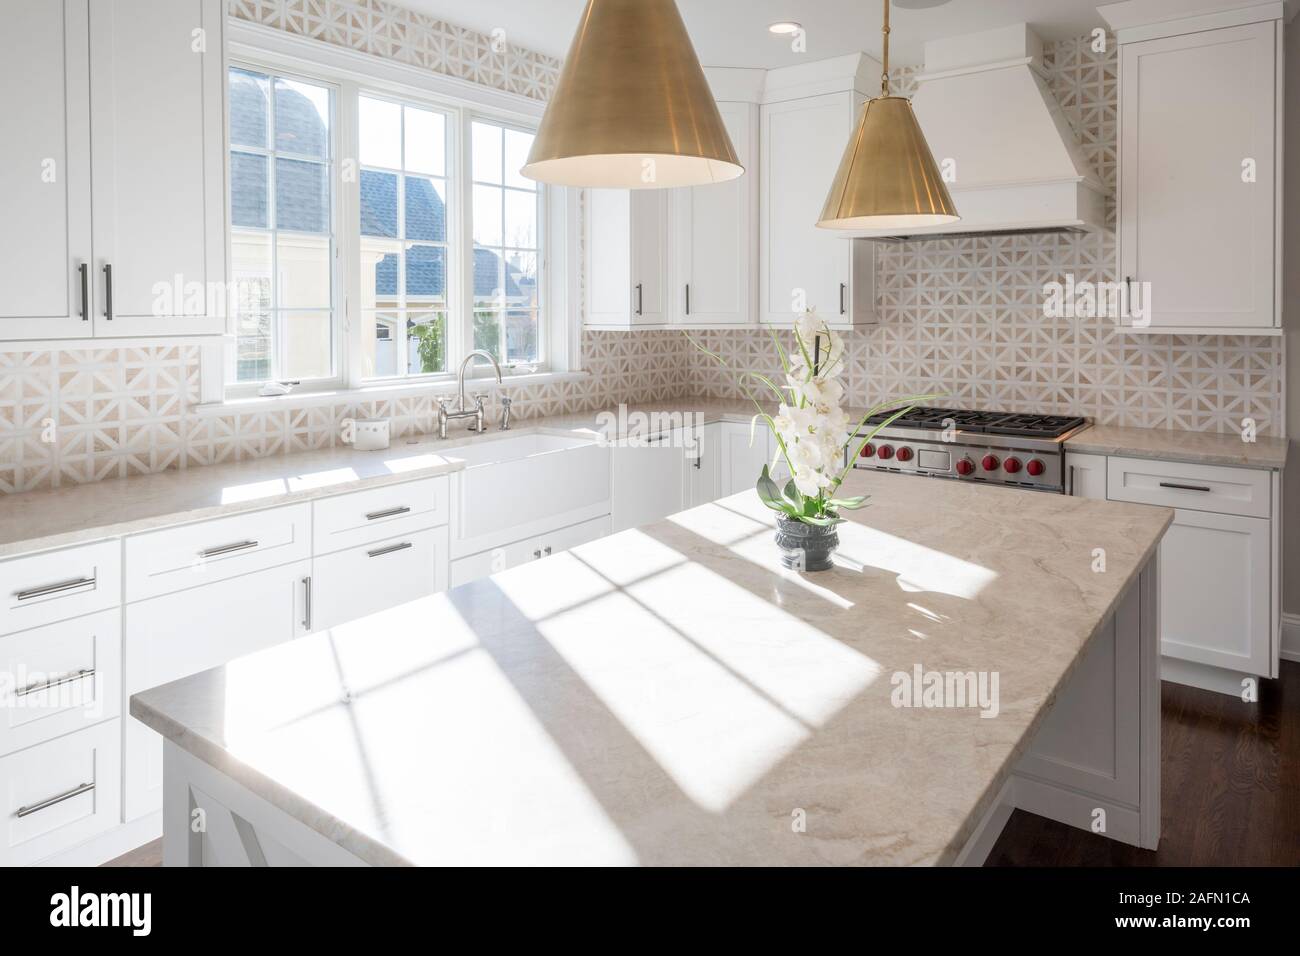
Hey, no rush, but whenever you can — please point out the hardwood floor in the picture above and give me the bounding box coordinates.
[988,660,1300,866]
[102,662,1299,867]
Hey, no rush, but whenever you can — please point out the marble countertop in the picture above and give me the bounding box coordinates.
[131,471,1172,866]
[1063,423,1289,470]
[0,399,760,559]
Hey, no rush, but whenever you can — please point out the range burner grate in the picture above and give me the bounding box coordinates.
[866,407,1086,439]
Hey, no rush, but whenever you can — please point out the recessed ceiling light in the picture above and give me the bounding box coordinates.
[768,21,803,36]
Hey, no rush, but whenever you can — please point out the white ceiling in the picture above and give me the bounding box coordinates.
[397,0,1108,69]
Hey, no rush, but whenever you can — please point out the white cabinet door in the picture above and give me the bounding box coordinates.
[0,0,93,340]
[719,421,769,497]
[310,526,448,632]
[1158,509,1271,675]
[1065,452,1107,500]
[1118,22,1277,330]
[89,0,226,336]
[537,515,612,558]
[675,102,755,327]
[587,188,667,328]
[449,536,543,589]
[760,91,876,327]
[123,559,310,820]
[611,433,687,532]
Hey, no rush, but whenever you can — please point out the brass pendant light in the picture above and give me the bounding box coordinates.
[521,0,743,189]
[817,0,958,229]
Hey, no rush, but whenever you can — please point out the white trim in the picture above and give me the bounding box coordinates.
[0,334,229,353]
[1281,613,1300,663]
[35,810,161,867]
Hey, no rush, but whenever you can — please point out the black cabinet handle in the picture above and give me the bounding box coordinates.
[1158,481,1211,493]
[840,282,847,315]
[635,283,643,316]
[103,263,113,321]
[685,283,691,315]
[79,263,88,320]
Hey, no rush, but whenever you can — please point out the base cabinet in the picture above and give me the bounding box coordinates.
[310,526,448,632]
[449,516,611,589]
[123,559,311,821]
[611,433,688,533]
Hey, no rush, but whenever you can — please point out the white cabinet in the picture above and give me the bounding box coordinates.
[89,0,227,336]
[0,0,93,339]
[1113,14,1281,332]
[719,421,770,497]
[684,423,720,507]
[1065,452,1107,500]
[310,526,448,631]
[123,559,311,820]
[450,516,612,588]
[1158,509,1271,675]
[760,89,877,327]
[611,432,687,532]
[673,102,758,327]
[587,188,668,328]
[0,0,226,342]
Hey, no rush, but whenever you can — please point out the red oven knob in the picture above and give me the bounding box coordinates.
[1026,458,1045,477]
[895,446,913,462]
[860,443,875,458]
[956,457,975,476]
[877,444,895,460]
[981,454,999,471]
[1003,457,1022,474]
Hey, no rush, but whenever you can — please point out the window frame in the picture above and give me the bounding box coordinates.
[225,59,343,397]
[221,27,570,402]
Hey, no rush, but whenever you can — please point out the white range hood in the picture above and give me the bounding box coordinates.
[851,24,1109,240]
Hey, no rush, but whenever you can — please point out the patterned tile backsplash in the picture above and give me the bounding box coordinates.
[0,4,1286,495]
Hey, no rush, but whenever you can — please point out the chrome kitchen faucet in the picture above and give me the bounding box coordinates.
[438,350,512,439]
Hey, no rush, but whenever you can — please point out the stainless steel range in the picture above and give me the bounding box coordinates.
[850,407,1089,494]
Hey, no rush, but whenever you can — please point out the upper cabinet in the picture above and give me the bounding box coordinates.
[1103,0,1285,334]
[0,0,227,343]
[586,94,759,330]
[672,101,758,327]
[760,56,878,329]
[0,1,92,340]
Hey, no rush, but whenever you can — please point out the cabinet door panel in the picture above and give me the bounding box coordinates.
[311,526,448,632]
[611,436,686,532]
[90,0,226,334]
[123,560,310,820]
[761,93,851,324]
[630,190,666,325]
[0,0,92,338]
[1158,509,1270,674]
[677,102,754,326]
[1065,452,1107,500]
[1119,22,1275,328]
[720,422,769,498]
[587,188,632,326]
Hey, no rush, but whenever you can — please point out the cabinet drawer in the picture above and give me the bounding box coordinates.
[1106,456,1271,518]
[0,609,120,757]
[449,537,540,589]
[0,719,121,867]
[311,526,448,632]
[124,503,311,602]
[312,477,448,555]
[0,540,121,636]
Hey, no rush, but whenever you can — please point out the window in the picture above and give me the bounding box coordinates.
[471,120,541,365]
[358,96,451,378]
[228,67,336,384]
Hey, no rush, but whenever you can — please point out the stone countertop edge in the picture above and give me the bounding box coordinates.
[1063,423,1289,470]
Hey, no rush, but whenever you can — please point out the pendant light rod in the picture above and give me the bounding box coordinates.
[881,0,891,96]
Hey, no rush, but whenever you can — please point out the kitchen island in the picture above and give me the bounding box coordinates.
[131,471,1172,866]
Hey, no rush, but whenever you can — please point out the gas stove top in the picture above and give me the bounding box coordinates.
[863,406,1086,439]
[852,406,1089,494]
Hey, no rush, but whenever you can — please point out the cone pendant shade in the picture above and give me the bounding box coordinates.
[521,0,742,189]
[817,95,959,229]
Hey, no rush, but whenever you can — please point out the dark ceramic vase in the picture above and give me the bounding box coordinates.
[774,515,839,572]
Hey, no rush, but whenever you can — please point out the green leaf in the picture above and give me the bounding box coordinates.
[757,466,798,516]
[828,495,868,509]
[800,513,844,528]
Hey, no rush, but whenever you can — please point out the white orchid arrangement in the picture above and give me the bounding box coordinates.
[689,310,936,527]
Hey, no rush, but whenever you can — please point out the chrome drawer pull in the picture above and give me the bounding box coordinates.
[367,542,413,558]
[1158,481,1211,493]
[15,668,95,698]
[15,576,95,602]
[198,540,258,559]
[365,506,411,521]
[302,575,312,631]
[16,781,94,818]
